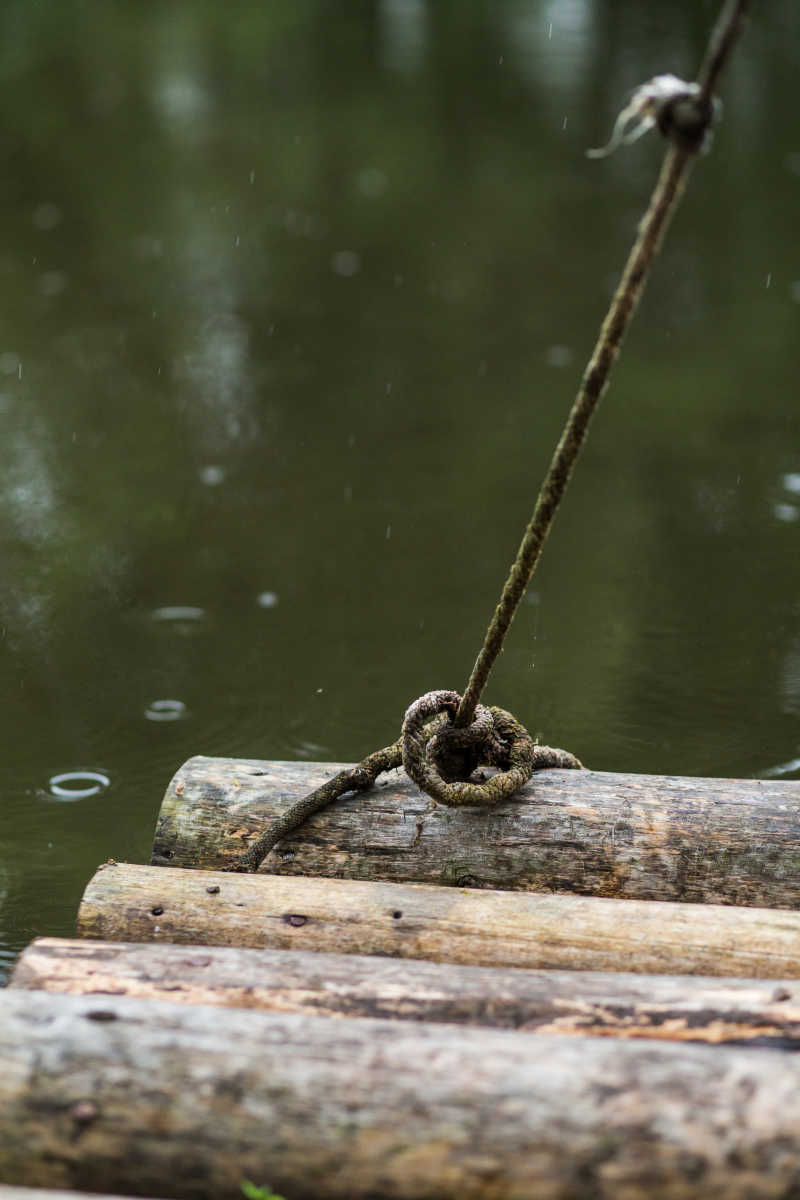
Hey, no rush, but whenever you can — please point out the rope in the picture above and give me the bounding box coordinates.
[232,0,750,873]
[454,0,750,729]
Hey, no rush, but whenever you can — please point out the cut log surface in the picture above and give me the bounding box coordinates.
[12,936,800,1048]
[3,989,800,1200]
[76,862,800,978]
[151,757,800,908]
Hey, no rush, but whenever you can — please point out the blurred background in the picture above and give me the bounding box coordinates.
[1,0,798,981]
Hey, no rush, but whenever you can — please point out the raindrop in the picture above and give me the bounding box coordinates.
[356,167,388,198]
[331,250,361,278]
[783,473,800,495]
[154,75,209,121]
[257,591,279,609]
[33,203,63,231]
[48,770,110,801]
[774,504,799,523]
[150,606,208,636]
[545,344,573,368]
[39,270,67,297]
[145,699,188,722]
[199,465,225,486]
[151,605,206,623]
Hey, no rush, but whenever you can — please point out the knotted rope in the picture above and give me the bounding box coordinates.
[231,0,749,873]
[234,691,580,873]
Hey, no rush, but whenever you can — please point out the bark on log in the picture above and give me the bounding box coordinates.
[3,989,800,1200]
[12,936,800,1048]
[151,757,800,908]
[75,862,800,978]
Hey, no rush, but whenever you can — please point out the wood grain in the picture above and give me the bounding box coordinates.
[76,862,800,977]
[151,756,800,907]
[11,936,800,1048]
[3,988,800,1199]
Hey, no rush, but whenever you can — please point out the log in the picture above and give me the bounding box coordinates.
[0,1191,165,1200]
[151,756,800,908]
[3,989,800,1200]
[76,862,800,978]
[11,936,800,1048]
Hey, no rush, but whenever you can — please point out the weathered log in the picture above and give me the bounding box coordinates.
[3,988,800,1200]
[151,756,800,907]
[12,936,800,1047]
[76,862,800,977]
[0,1191,165,1200]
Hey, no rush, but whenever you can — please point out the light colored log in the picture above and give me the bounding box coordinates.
[0,1190,167,1200]
[76,862,800,978]
[11,936,800,1047]
[152,756,800,907]
[2,989,800,1200]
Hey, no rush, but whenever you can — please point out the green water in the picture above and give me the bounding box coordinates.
[1,1,799,981]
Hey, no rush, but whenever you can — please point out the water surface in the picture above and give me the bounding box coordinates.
[1,1,799,980]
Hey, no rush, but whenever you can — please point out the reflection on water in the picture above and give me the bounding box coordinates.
[1,0,799,981]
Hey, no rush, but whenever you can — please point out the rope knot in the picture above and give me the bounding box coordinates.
[587,75,720,160]
[401,689,582,808]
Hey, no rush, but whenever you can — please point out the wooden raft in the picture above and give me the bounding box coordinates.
[3,756,800,1200]
[153,757,800,907]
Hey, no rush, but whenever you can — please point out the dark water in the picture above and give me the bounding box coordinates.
[1,1,798,982]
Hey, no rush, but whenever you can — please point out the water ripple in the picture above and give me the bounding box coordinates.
[46,770,111,801]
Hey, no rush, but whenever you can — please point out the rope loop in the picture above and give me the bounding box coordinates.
[402,689,538,808]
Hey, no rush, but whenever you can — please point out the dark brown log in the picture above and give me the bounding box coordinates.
[11,936,800,1048]
[75,862,800,978]
[151,757,800,907]
[3,988,800,1200]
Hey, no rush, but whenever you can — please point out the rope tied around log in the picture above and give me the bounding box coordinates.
[403,690,581,808]
[230,0,749,874]
[231,695,581,873]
